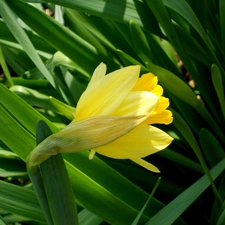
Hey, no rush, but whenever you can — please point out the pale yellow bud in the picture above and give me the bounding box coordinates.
[27,115,146,169]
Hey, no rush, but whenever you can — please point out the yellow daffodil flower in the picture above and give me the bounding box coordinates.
[27,63,173,172]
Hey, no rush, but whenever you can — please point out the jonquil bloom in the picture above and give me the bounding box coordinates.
[27,63,173,172]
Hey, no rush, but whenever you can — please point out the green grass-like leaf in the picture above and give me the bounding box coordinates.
[0,180,46,223]
[145,157,225,225]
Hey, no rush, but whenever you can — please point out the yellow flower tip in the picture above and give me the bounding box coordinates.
[107,65,141,82]
[132,73,158,92]
[87,62,107,87]
[160,109,173,125]
[152,85,163,97]
[166,114,173,125]
[145,109,173,125]
[130,157,160,173]
[89,150,96,160]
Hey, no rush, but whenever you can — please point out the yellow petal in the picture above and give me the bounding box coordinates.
[143,96,172,125]
[153,96,170,113]
[94,124,173,159]
[145,110,173,125]
[129,157,160,173]
[86,63,106,88]
[152,85,163,96]
[114,91,158,117]
[132,73,158,92]
[75,65,141,120]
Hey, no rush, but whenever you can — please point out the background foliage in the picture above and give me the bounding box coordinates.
[1,0,225,224]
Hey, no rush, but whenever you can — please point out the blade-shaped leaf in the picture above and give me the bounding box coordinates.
[0,180,46,223]
[145,157,225,225]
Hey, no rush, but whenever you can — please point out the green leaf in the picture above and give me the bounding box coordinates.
[0,18,55,58]
[0,171,27,178]
[170,98,203,136]
[145,0,199,80]
[63,151,170,224]
[174,25,212,66]
[0,216,8,225]
[26,0,163,37]
[162,0,223,75]
[162,0,206,45]
[211,174,225,225]
[33,120,79,225]
[116,49,148,72]
[157,148,203,173]
[40,154,79,225]
[0,103,36,160]
[49,96,75,120]
[188,0,208,28]
[171,108,222,204]
[64,9,109,58]
[0,46,34,75]
[0,154,26,177]
[78,209,103,225]
[5,0,100,75]
[0,180,46,223]
[145,157,225,225]
[211,64,225,120]
[220,0,225,62]
[199,129,225,167]
[10,86,58,112]
[131,177,161,225]
[0,47,14,86]
[2,214,31,224]
[129,20,152,64]
[216,209,225,225]
[28,121,54,225]
[0,149,19,159]
[0,84,58,138]
[0,1,57,88]
[54,5,64,24]
[0,1,89,105]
